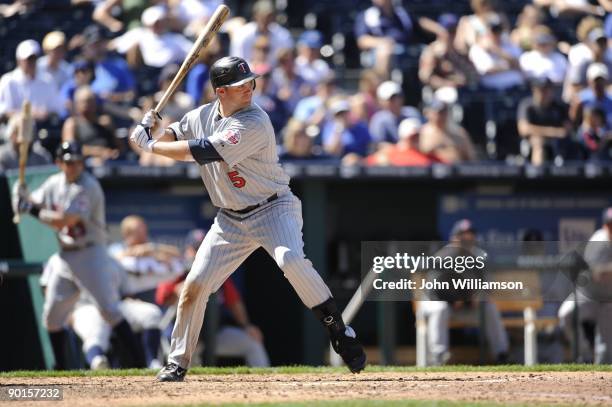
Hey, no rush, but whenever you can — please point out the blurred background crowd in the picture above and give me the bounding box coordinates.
[3,0,612,172]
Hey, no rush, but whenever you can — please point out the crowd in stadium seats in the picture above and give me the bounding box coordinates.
[2,0,612,172]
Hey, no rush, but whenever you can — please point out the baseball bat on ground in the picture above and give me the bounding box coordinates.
[154,4,230,115]
[13,100,33,224]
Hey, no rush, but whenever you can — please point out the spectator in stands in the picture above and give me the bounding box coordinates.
[517,77,571,165]
[321,98,371,159]
[37,31,72,91]
[280,119,318,160]
[510,4,547,51]
[565,27,612,101]
[570,63,612,128]
[365,118,440,166]
[0,113,51,171]
[170,0,224,38]
[93,0,149,33]
[558,207,612,364]
[230,0,293,66]
[249,35,273,73]
[156,229,270,367]
[144,64,194,124]
[354,0,414,78]
[537,0,606,18]
[80,25,136,104]
[295,30,331,88]
[419,219,509,365]
[350,69,381,123]
[60,59,99,117]
[419,99,477,163]
[577,105,612,160]
[455,0,509,55]
[109,5,193,69]
[186,37,220,106]
[369,80,408,145]
[293,72,337,131]
[109,215,185,304]
[62,86,121,166]
[251,65,289,135]
[271,48,309,113]
[0,40,63,121]
[419,14,479,93]
[519,26,568,85]
[468,16,525,90]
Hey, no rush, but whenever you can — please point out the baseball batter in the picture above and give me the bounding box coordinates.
[131,56,366,381]
[13,141,144,369]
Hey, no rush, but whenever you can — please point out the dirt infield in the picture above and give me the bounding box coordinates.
[2,371,612,406]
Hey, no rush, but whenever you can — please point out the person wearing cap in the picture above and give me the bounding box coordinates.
[109,5,193,68]
[576,104,612,160]
[364,117,441,166]
[419,13,479,92]
[0,112,51,172]
[369,80,408,145]
[566,25,612,101]
[295,30,332,87]
[558,207,612,364]
[570,62,612,129]
[37,31,72,91]
[79,25,136,104]
[517,76,571,165]
[468,15,524,90]
[230,0,293,66]
[12,141,146,369]
[0,39,63,120]
[292,71,337,129]
[419,98,476,163]
[321,97,371,159]
[519,25,567,85]
[354,0,414,77]
[61,86,121,166]
[155,228,271,367]
[418,218,509,365]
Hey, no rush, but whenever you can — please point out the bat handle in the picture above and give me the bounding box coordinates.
[13,213,20,224]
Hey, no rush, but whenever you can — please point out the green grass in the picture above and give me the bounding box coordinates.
[1,364,611,378]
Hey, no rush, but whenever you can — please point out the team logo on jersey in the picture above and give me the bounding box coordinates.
[237,62,248,74]
[225,129,241,145]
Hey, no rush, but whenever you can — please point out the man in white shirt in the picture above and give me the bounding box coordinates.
[0,40,63,120]
[110,5,193,68]
[229,0,293,66]
[519,27,567,85]
[37,31,72,91]
[295,30,331,87]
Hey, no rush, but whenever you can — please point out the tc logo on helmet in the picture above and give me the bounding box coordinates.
[237,62,248,74]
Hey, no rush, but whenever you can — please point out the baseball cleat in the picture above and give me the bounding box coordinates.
[332,326,367,373]
[156,363,187,382]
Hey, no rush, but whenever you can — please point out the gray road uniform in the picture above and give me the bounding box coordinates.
[166,100,333,368]
[30,171,125,331]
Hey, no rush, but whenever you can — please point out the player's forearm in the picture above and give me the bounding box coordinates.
[150,140,195,162]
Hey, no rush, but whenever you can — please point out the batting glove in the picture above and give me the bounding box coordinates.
[130,125,156,152]
[141,110,162,128]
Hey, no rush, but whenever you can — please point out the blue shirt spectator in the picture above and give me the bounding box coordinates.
[322,99,372,157]
[186,63,210,106]
[354,0,413,44]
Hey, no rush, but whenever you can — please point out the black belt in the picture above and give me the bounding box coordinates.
[232,193,278,214]
[61,242,94,252]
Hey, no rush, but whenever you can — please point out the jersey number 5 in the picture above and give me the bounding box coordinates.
[228,171,246,188]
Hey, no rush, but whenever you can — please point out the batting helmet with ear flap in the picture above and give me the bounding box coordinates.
[210,56,259,89]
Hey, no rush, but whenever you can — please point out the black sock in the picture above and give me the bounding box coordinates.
[112,319,145,368]
[48,330,67,370]
[311,297,346,337]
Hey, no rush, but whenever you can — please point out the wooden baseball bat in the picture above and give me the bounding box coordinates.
[154,4,229,115]
[13,100,32,224]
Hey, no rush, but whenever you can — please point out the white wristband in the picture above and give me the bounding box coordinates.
[145,139,157,153]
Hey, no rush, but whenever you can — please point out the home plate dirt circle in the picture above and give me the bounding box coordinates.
[4,371,612,406]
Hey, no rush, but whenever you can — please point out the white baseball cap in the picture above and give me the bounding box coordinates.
[141,5,167,26]
[376,81,402,101]
[398,118,422,139]
[329,99,350,115]
[16,39,41,60]
[587,62,609,81]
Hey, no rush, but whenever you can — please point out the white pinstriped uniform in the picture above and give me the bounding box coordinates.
[166,100,332,368]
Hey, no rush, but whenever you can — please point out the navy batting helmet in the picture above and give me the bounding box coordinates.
[210,56,259,89]
[56,141,84,161]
